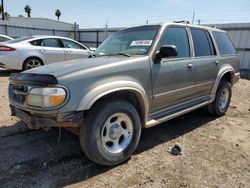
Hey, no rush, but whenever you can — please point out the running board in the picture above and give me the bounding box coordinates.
[144,100,212,128]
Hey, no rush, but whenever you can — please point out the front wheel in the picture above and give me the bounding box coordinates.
[79,99,141,166]
[208,79,232,116]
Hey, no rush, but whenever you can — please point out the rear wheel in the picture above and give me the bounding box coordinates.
[208,79,232,116]
[79,99,141,166]
[23,58,43,70]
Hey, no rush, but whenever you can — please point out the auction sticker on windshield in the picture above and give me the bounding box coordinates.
[130,40,153,46]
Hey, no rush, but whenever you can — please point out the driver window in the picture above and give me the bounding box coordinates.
[62,39,86,50]
[160,27,190,58]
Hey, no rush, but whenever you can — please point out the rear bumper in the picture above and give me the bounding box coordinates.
[233,72,240,86]
[0,53,24,70]
[10,105,83,129]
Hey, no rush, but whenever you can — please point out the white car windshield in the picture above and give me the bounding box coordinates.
[95,25,160,57]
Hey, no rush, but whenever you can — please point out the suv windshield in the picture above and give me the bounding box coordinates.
[95,25,160,57]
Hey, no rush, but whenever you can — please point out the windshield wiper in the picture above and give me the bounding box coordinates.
[112,52,131,57]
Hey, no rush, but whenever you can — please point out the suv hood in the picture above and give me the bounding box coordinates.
[24,56,146,77]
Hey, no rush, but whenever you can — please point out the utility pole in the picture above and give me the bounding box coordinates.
[1,0,5,21]
[192,12,195,24]
[105,20,109,37]
[146,20,149,24]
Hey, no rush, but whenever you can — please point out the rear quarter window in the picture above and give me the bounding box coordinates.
[30,39,42,46]
[213,31,236,55]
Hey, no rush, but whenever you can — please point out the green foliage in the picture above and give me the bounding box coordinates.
[55,9,61,20]
[24,5,31,17]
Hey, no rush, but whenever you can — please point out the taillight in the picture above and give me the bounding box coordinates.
[0,46,16,51]
[236,59,240,71]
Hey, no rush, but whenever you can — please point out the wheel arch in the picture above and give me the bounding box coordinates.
[22,56,44,70]
[212,65,235,95]
[77,81,149,125]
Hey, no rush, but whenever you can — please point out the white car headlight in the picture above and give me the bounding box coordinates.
[27,87,66,108]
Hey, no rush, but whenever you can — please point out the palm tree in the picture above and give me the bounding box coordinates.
[4,11,9,20]
[24,5,31,17]
[55,9,61,21]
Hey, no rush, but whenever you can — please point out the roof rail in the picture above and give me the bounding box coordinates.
[173,20,190,24]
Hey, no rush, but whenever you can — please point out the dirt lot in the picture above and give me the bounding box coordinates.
[0,68,249,188]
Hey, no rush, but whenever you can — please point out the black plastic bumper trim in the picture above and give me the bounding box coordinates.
[10,105,83,129]
[9,73,58,86]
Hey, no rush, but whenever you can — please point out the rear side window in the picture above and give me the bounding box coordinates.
[191,28,215,57]
[160,27,190,58]
[213,32,236,55]
[40,39,61,48]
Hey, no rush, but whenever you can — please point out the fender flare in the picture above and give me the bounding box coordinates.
[77,81,149,119]
[211,65,235,95]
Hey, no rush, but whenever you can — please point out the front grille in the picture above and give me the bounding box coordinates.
[11,84,28,104]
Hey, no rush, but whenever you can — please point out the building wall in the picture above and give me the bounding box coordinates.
[0,17,75,30]
[0,17,77,39]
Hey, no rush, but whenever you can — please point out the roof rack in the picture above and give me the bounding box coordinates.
[173,20,190,24]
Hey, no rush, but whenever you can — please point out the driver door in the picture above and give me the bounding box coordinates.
[61,39,90,60]
[152,26,196,112]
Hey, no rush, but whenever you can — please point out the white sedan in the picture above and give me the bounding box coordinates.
[0,34,13,42]
[0,35,92,70]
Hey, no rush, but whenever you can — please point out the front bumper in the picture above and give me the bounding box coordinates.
[10,105,83,129]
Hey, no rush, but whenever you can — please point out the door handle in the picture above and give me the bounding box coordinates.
[187,63,193,70]
[66,50,72,53]
[215,60,220,66]
[40,49,46,52]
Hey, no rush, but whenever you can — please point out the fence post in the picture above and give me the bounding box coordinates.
[4,24,8,35]
[78,30,81,43]
[53,29,55,36]
[74,22,77,40]
[96,30,99,48]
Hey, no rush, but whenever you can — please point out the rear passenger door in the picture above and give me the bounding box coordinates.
[152,26,195,112]
[190,28,219,98]
[38,38,66,64]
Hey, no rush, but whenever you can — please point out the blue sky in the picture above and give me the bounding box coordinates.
[4,0,250,28]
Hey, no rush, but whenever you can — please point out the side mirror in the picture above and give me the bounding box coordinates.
[155,45,178,61]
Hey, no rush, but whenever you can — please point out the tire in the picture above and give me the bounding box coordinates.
[23,57,43,71]
[79,99,141,166]
[208,79,232,116]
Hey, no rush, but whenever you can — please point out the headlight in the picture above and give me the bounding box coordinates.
[27,87,66,108]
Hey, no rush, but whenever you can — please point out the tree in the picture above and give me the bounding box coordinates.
[24,5,31,17]
[55,9,61,21]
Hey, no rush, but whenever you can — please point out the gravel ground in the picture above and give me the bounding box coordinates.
[0,68,249,188]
